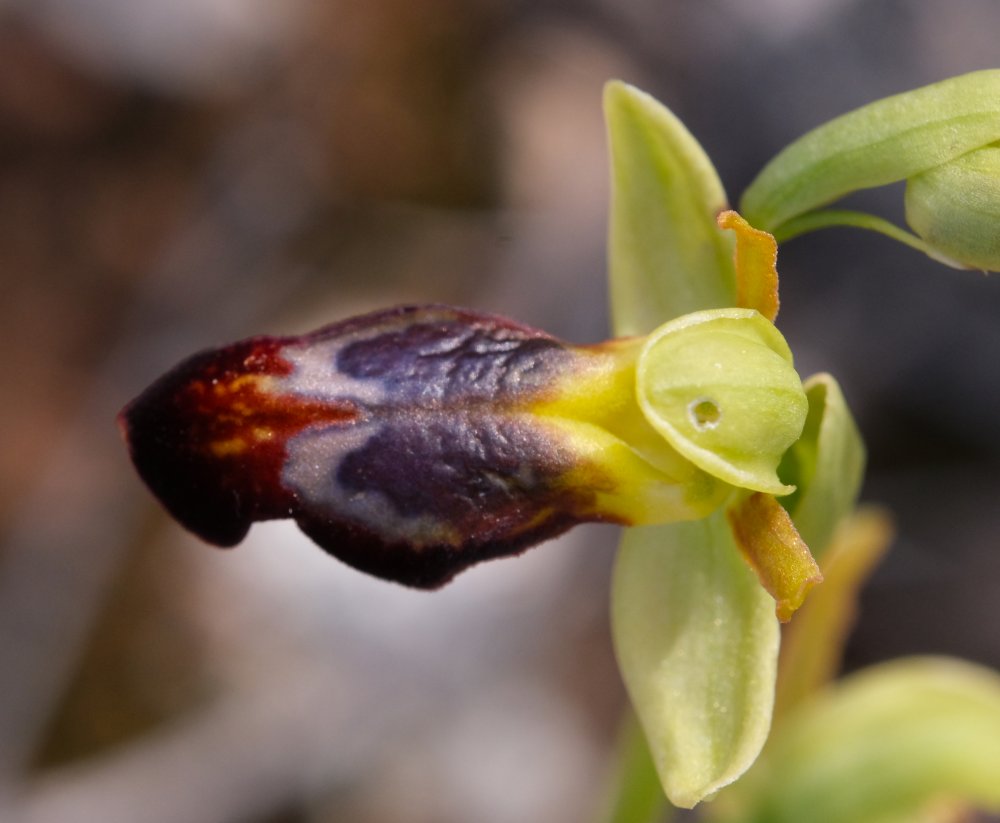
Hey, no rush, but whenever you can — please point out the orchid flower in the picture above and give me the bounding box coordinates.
[120,70,1000,817]
[120,87,838,809]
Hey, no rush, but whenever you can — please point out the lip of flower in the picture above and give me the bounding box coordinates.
[119,303,807,587]
[120,306,584,587]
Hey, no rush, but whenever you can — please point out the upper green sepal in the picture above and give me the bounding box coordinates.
[605,81,736,335]
[637,309,808,495]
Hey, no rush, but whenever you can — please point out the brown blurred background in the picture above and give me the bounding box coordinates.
[1,1,999,821]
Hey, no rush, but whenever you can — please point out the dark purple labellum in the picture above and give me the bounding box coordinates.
[119,306,615,587]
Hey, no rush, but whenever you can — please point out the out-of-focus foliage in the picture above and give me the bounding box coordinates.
[713,658,1000,823]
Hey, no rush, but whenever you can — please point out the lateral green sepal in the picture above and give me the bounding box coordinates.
[611,514,779,808]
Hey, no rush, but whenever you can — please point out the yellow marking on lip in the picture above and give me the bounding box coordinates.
[209,424,279,457]
[209,438,250,457]
[211,374,269,398]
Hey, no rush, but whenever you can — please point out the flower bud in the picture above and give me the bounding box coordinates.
[740,70,1000,272]
[905,143,1000,271]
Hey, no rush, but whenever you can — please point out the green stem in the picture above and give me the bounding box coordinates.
[771,209,966,268]
[772,209,921,249]
[596,711,672,823]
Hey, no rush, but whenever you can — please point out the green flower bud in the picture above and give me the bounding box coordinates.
[905,143,1000,271]
[741,70,1000,271]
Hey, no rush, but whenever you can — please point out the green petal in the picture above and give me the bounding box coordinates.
[777,373,865,559]
[611,514,779,808]
[718,210,780,321]
[727,492,822,623]
[741,70,1000,233]
[718,658,1000,823]
[637,309,808,494]
[604,81,736,336]
[905,143,1000,271]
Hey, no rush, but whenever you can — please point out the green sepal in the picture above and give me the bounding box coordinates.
[714,658,1000,823]
[611,513,779,808]
[741,70,1000,233]
[605,81,736,336]
[777,373,865,559]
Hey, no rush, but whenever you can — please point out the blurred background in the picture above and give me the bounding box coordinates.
[1,0,999,821]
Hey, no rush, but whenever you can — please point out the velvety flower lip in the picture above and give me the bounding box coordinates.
[118,334,360,547]
[119,305,626,588]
